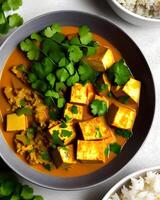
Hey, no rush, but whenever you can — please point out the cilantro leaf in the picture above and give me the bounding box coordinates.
[110,143,121,154]
[78,62,99,83]
[96,83,108,92]
[58,57,69,67]
[66,71,79,87]
[61,130,72,137]
[21,185,33,200]
[17,64,28,73]
[44,23,61,38]
[43,164,51,171]
[90,99,108,116]
[0,10,6,24]
[20,39,40,61]
[79,25,92,45]
[33,196,44,200]
[45,90,59,99]
[7,0,22,10]
[56,68,69,82]
[115,128,133,138]
[31,33,43,42]
[2,1,11,11]
[107,59,131,86]
[68,45,83,63]
[0,22,9,34]
[8,13,23,27]
[46,73,56,87]
[70,36,80,45]
[118,96,130,104]
[52,130,64,146]
[104,146,110,157]
[49,111,58,120]
[41,151,50,161]
[57,97,66,108]
[19,99,26,107]
[71,105,78,114]
[16,107,32,116]
[66,62,74,75]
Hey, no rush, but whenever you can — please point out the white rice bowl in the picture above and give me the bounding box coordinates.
[108,171,160,200]
[116,0,160,18]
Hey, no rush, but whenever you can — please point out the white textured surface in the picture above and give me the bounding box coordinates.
[1,0,160,199]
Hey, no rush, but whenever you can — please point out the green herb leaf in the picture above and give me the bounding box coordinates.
[68,45,83,63]
[52,130,64,146]
[90,99,108,116]
[70,36,80,45]
[11,194,20,200]
[32,80,47,92]
[86,46,97,56]
[31,33,43,42]
[17,64,28,73]
[64,115,71,122]
[7,0,22,10]
[55,82,66,92]
[56,68,69,82]
[49,111,58,120]
[33,195,44,200]
[104,146,110,157]
[60,120,67,128]
[21,185,33,200]
[96,83,108,92]
[20,39,40,61]
[19,99,26,107]
[66,62,74,75]
[78,62,99,83]
[66,71,79,87]
[57,97,66,108]
[43,164,51,171]
[95,127,102,138]
[41,151,50,161]
[0,179,15,196]
[2,1,11,11]
[118,96,130,104]
[46,73,56,87]
[0,22,9,34]
[61,130,72,137]
[58,57,69,67]
[110,143,121,154]
[44,23,61,38]
[26,128,35,140]
[45,90,59,99]
[28,73,37,83]
[71,105,78,114]
[115,128,132,138]
[0,10,6,24]
[107,59,131,86]
[79,25,92,45]
[16,107,32,116]
[8,13,23,28]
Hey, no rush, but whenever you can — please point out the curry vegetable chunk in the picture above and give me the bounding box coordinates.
[108,103,136,130]
[122,77,141,103]
[58,144,77,164]
[84,46,115,72]
[77,140,106,162]
[70,83,94,105]
[7,113,27,131]
[79,116,113,140]
[49,123,76,145]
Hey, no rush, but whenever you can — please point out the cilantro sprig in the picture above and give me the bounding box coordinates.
[0,0,23,35]
[90,99,108,116]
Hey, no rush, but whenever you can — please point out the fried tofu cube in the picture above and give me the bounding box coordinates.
[64,103,84,121]
[122,78,141,103]
[79,116,112,140]
[77,140,106,162]
[49,123,76,145]
[83,46,115,72]
[108,103,136,130]
[70,83,94,105]
[6,113,28,131]
[104,128,117,144]
[58,144,77,164]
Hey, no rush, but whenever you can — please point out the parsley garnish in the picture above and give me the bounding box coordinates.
[90,99,108,116]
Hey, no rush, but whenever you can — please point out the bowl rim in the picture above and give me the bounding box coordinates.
[109,0,160,23]
[102,166,160,199]
[0,10,156,190]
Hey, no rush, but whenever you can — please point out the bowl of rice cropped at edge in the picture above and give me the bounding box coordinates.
[107,0,160,26]
[103,166,160,200]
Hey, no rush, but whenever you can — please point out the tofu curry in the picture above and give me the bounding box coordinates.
[0,24,141,177]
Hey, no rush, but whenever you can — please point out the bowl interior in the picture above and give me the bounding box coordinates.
[0,11,155,190]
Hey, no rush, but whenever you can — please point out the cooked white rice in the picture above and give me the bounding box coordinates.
[116,0,160,18]
[109,171,160,200]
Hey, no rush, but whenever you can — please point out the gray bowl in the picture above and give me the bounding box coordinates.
[0,10,155,190]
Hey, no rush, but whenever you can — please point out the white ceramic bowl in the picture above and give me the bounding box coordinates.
[107,0,160,26]
[103,166,160,199]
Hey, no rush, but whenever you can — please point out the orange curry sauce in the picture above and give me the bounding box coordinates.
[0,26,127,177]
